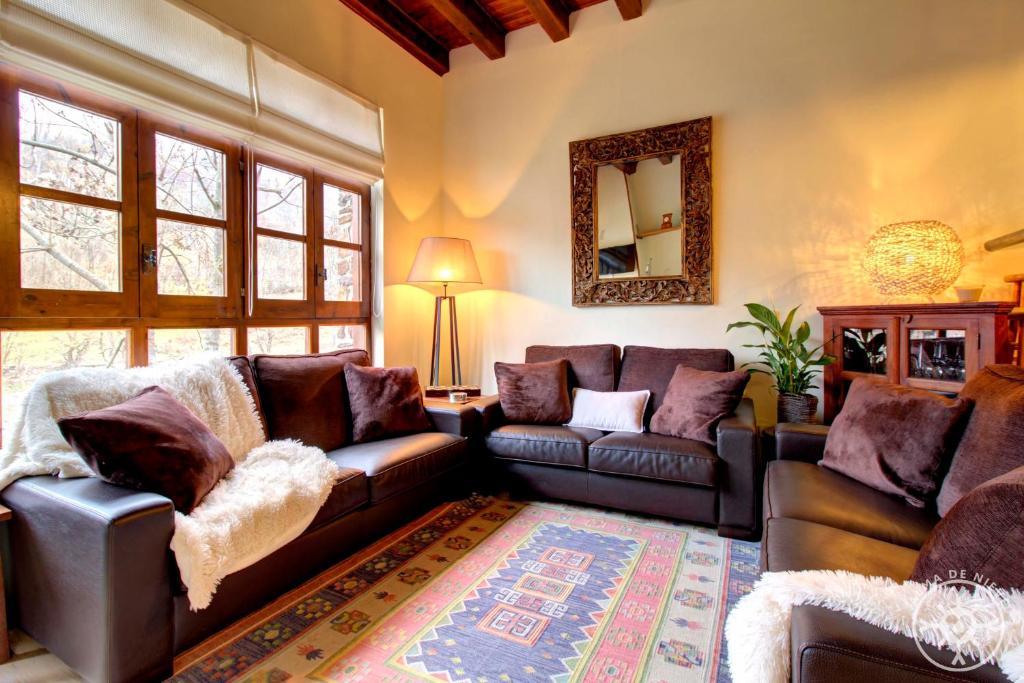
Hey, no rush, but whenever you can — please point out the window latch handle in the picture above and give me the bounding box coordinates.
[142,245,158,272]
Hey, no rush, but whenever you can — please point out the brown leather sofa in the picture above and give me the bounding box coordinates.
[0,350,480,683]
[477,345,761,539]
[763,423,1007,682]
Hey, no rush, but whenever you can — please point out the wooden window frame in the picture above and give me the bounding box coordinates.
[314,171,372,320]
[249,151,316,320]
[0,66,375,445]
[139,117,244,319]
[0,68,140,319]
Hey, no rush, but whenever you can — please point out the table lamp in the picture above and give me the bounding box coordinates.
[406,237,482,396]
[862,220,964,301]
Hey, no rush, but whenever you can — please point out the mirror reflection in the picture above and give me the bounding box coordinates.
[596,154,683,279]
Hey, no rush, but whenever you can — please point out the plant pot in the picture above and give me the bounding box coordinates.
[777,392,818,424]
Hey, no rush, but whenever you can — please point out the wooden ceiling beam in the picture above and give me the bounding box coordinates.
[427,0,506,59]
[613,0,642,20]
[338,0,450,75]
[521,0,569,42]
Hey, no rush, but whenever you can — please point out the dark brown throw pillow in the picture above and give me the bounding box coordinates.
[911,465,1024,590]
[57,386,233,513]
[495,359,572,425]
[252,349,369,450]
[821,378,972,508]
[936,365,1024,516]
[345,365,432,443]
[649,366,750,445]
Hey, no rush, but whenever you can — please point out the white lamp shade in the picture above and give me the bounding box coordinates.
[406,237,482,284]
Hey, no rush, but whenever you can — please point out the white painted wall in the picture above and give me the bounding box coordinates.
[440,0,1024,422]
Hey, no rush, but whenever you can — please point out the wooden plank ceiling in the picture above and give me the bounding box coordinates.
[338,0,643,75]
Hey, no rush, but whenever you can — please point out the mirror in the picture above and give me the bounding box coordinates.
[596,156,682,279]
[569,116,713,306]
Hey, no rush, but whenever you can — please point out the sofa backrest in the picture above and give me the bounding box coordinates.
[618,346,735,417]
[226,355,267,435]
[936,364,1024,516]
[524,344,620,392]
[251,349,370,450]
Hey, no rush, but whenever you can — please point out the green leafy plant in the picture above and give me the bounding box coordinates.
[726,303,836,396]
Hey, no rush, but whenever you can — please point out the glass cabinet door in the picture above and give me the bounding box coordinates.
[901,317,978,392]
[841,328,888,375]
[907,329,967,383]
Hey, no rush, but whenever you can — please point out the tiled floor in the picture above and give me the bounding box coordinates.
[0,631,80,683]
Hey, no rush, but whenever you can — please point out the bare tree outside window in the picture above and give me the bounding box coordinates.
[247,327,308,355]
[1,330,128,441]
[18,92,122,292]
[148,328,233,363]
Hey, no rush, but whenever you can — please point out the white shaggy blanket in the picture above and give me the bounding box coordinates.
[0,356,343,610]
[726,570,1024,682]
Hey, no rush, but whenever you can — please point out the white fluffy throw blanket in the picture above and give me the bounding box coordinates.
[0,356,343,610]
[726,571,1024,682]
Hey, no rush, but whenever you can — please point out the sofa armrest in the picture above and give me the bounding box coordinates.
[425,402,481,438]
[475,394,505,433]
[790,604,1006,682]
[1,476,176,682]
[775,422,830,463]
[716,397,760,539]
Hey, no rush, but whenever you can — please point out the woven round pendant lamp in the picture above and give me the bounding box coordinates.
[862,220,964,299]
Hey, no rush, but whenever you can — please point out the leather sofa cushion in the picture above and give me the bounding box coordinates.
[763,518,918,581]
[765,460,937,548]
[307,467,369,530]
[58,386,233,514]
[937,364,1024,516]
[821,377,971,508]
[912,465,1024,589]
[650,366,749,445]
[525,344,620,392]
[226,355,266,434]
[588,432,717,487]
[328,432,466,503]
[344,365,432,443]
[486,424,603,468]
[252,349,369,451]
[617,346,734,415]
[494,360,572,424]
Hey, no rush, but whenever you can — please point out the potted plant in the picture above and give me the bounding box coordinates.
[727,303,836,423]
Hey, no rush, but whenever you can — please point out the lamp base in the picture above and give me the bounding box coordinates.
[424,385,482,398]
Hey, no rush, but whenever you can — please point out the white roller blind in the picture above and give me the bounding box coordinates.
[0,0,384,181]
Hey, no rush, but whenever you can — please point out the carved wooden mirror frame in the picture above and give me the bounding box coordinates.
[569,116,712,306]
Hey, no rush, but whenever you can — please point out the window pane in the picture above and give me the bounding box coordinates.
[324,246,361,301]
[1,329,129,444]
[256,164,304,234]
[318,325,367,352]
[156,134,225,219]
[18,92,120,201]
[157,220,226,296]
[247,327,308,355]
[20,197,121,292]
[148,328,234,363]
[323,184,359,243]
[257,235,305,299]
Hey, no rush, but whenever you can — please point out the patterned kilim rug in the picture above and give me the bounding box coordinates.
[172,496,759,683]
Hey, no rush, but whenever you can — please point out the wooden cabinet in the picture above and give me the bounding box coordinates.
[818,303,1016,423]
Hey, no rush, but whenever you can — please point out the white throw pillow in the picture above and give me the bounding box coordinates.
[565,388,650,433]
